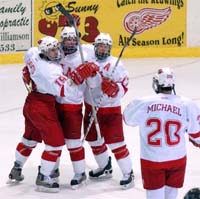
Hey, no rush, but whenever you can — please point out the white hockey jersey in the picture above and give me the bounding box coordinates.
[56,44,94,104]
[84,48,129,107]
[24,47,73,97]
[123,93,200,162]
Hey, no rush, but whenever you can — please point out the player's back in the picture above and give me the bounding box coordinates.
[124,93,193,163]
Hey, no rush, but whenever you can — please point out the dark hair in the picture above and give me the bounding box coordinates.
[39,53,49,61]
[159,86,173,92]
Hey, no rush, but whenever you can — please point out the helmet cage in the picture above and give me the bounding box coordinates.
[94,33,112,60]
[60,26,78,54]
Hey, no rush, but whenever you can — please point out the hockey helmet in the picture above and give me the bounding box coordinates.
[60,26,78,54]
[94,33,112,60]
[184,187,200,199]
[152,67,175,94]
[38,36,60,61]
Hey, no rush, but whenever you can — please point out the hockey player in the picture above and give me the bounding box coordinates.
[8,36,98,192]
[56,26,98,189]
[83,33,134,189]
[123,68,200,199]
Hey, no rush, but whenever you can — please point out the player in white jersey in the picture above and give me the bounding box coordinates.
[56,26,98,189]
[83,33,134,189]
[123,68,200,199]
[8,36,98,193]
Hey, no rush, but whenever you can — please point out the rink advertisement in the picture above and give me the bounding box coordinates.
[33,0,186,49]
[1,0,200,64]
[0,0,32,54]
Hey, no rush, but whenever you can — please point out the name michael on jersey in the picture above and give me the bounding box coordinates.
[147,103,182,116]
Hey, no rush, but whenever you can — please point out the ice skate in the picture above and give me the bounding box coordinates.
[35,167,59,193]
[50,168,60,183]
[38,166,60,183]
[89,156,112,180]
[70,172,87,190]
[120,170,134,190]
[7,161,24,184]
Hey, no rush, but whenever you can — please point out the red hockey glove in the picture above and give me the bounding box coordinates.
[101,78,119,98]
[71,62,99,85]
[22,66,31,85]
[189,137,200,148]
[22,66,37,91]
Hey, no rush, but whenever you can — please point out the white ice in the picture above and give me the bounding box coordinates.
[0,58,200,199]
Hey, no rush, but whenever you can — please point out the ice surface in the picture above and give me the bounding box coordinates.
[0,58,200,199]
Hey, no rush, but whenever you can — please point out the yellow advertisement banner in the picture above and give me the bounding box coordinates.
[3,0,199,65]
[34,0,186,50]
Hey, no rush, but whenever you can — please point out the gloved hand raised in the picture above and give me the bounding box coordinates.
[71,62,99,85]
[101,77,119,98]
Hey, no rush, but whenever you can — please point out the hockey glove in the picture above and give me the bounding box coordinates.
[22,66,37,91]
[22,66,31,84]
[71,62,99,85]
[101,78,119,98]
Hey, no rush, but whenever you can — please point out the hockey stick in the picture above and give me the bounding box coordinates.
[84,27,137,138]
[55,4,84,62]
[55,3,101,140]
[112,26,137,74]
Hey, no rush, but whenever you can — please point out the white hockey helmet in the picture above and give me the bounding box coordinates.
[184,187,200,199]
[94,33,112,60]
[60,26,76,40]
[60,26,78,54]
[38,36,60,61]
[38,36,59,53]
[152,67,175,94]
[94,33,113,46]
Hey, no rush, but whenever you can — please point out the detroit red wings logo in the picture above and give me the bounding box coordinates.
[123,7,171,34]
